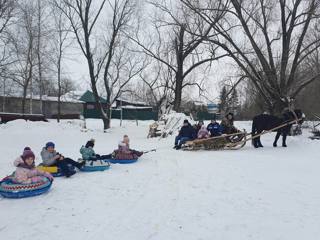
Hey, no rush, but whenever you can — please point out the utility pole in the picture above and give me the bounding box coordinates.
[120,99,123,127]
[2,78,6,112]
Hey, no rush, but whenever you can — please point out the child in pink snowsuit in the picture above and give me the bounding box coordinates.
[13,148,53,184]
[115,135,143,159]
[197,125,210,139]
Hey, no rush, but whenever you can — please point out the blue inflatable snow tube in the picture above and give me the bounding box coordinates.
[80,160,111,172]
[108,158,138,164]
[0,176,52,199]
[80,165,110,172]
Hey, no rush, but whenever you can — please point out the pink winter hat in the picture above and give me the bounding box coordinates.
[22,150,35,161]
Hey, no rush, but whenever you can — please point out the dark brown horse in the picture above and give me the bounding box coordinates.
[251,109,304,148]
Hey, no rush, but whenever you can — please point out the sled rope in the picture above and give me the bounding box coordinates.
[143,149,157,154]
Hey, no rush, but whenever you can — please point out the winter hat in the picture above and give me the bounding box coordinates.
[23,147,31,151]
[123,135,130,143]
[226,112,233,119]
[183,119,189,124]
[45,142,55,149]
[85,139,95,148]
[22,150,35,161]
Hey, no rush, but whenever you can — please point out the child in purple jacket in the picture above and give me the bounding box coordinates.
[13,148,53,184]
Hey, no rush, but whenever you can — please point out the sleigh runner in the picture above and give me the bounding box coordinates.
[182,131,247,151]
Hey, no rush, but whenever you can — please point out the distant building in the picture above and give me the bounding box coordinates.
[116,98,150,108]
[207,103,219,114]
[77,90,109,119]
[0,90,158,120]
[181,100,220,120]
[75,90,157,120]
[0,93,84,119]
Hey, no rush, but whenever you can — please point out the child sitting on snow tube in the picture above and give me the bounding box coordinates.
[80,139,113,161]
[13,148,53,184]
[41,142,85,178]
[113,135,143,160]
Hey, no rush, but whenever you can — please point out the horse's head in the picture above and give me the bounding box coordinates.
[294,109,305,124]
[286,109,304,124]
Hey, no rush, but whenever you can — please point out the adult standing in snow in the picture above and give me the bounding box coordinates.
[41,142,85,177]
[207,119,223,136]
[221,113,239,134]
[174,119,196,149]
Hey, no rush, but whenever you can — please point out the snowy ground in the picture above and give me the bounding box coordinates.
[0,119,320,240]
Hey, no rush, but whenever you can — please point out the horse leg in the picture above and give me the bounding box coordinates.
[253,137,259,148]
[256,130,263,148]
[282,134,287,147]
[282,126,290,147]
[273,131,281,147]
[251,121,258,148]
[254,130,263,148]
[252,134,260,148]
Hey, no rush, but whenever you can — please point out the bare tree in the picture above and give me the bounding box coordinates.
[182,0,320,114]
[0,0,16,111]
[35,0,48,114]
[8,1,38,114]
[129,0,227,112]
[59,0,141,130]
[0,0,15,36]
[137,62,173,118]
[101,0,146,118]
[50,0,73,122]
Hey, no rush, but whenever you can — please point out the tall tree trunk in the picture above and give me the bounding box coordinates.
[22,86,28,114]
[85,35,110,130]
[272,99,288,116]
[173,74,183,112]
[2,78,5,112]
[102,108,111,130]
[57,54,61,123]
[88,60,110,130]
[37,0,43,114]
[173,26,185,112]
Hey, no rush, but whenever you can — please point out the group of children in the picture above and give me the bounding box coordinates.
[11,135,143,185]
[11,114,238,183]
[174,113,238,149]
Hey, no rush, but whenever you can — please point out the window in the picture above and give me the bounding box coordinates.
[86,104,95,110]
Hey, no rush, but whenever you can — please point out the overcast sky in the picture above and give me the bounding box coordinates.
[60,0,235,103]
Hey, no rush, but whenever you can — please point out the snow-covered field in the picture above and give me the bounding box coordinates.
[1,119,320,240]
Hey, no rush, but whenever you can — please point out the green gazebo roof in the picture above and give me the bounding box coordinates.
[79,90,107,103]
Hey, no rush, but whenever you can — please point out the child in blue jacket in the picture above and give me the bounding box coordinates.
[207,119,223,136]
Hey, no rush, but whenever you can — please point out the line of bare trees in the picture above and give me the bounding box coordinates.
[0,0,77,117]
[1,0,320,129]
[181,0,320,114]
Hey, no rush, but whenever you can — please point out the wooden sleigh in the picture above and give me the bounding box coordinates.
[182,131,248,151]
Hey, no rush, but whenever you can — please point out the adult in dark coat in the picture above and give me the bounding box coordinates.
[221,113,238,134]
[174,119,196,149]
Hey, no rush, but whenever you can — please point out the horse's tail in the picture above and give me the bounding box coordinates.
[251,118,257,146]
